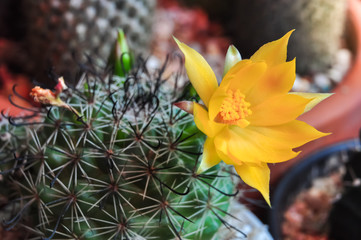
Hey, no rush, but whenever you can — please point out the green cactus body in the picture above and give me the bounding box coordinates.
[0,58,240,239]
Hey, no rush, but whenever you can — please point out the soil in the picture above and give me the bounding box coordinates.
[282,171,344,240]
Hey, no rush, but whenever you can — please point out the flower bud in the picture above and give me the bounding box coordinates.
[174,101,194,114]
[54,77,68,95]
[223,45,242,77]
[109,29,133,77]
[30,86,66,107]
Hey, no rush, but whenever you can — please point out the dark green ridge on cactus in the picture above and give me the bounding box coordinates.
[0,54,243,239]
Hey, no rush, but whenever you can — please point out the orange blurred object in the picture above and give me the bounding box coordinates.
[0,62,33,117]
[1,38,33,117]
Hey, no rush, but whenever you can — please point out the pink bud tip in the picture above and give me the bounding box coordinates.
[54,77,68,95]
[174,101,194,114]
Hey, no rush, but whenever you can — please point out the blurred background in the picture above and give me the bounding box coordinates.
[0,0,351,111]
[1,0,361,239]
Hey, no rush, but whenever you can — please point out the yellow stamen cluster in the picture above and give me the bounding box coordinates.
[219,89,252,122]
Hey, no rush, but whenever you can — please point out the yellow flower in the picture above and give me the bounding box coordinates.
[174,30,331,206]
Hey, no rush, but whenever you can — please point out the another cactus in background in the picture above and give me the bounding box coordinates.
[0,31,240,240]
[230,0,347,75]
[1,0,156,86]
[179,0,347,75]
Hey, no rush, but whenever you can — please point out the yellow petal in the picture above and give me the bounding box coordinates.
[197,138,222,173]
[246,59,296,106]
[193,103,225,138]
[211,129,236,165]
[174,37,218,107]
[250,30,294,67]
[290,92,334,114]
[247,120,330,149]
[234,163,271,206]
[222,60,253,88]
[208,87,229,123]
[221,61,267,95]
[248,94,311,126]
[215,127,300,165]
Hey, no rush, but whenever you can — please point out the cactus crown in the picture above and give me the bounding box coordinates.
[0,48,242,239]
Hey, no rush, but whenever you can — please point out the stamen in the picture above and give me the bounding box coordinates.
[216,89,252,127]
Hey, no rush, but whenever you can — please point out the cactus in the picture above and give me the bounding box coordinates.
[1,0,156,86]
[180,0,347,75]
[0,33,240,239]
[230,0,347,75]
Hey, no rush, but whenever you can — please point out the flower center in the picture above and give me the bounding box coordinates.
[216,89,252,126]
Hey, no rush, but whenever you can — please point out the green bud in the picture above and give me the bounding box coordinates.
[109,28,133,77]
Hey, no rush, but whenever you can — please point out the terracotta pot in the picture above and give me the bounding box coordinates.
[270,0,361,185]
